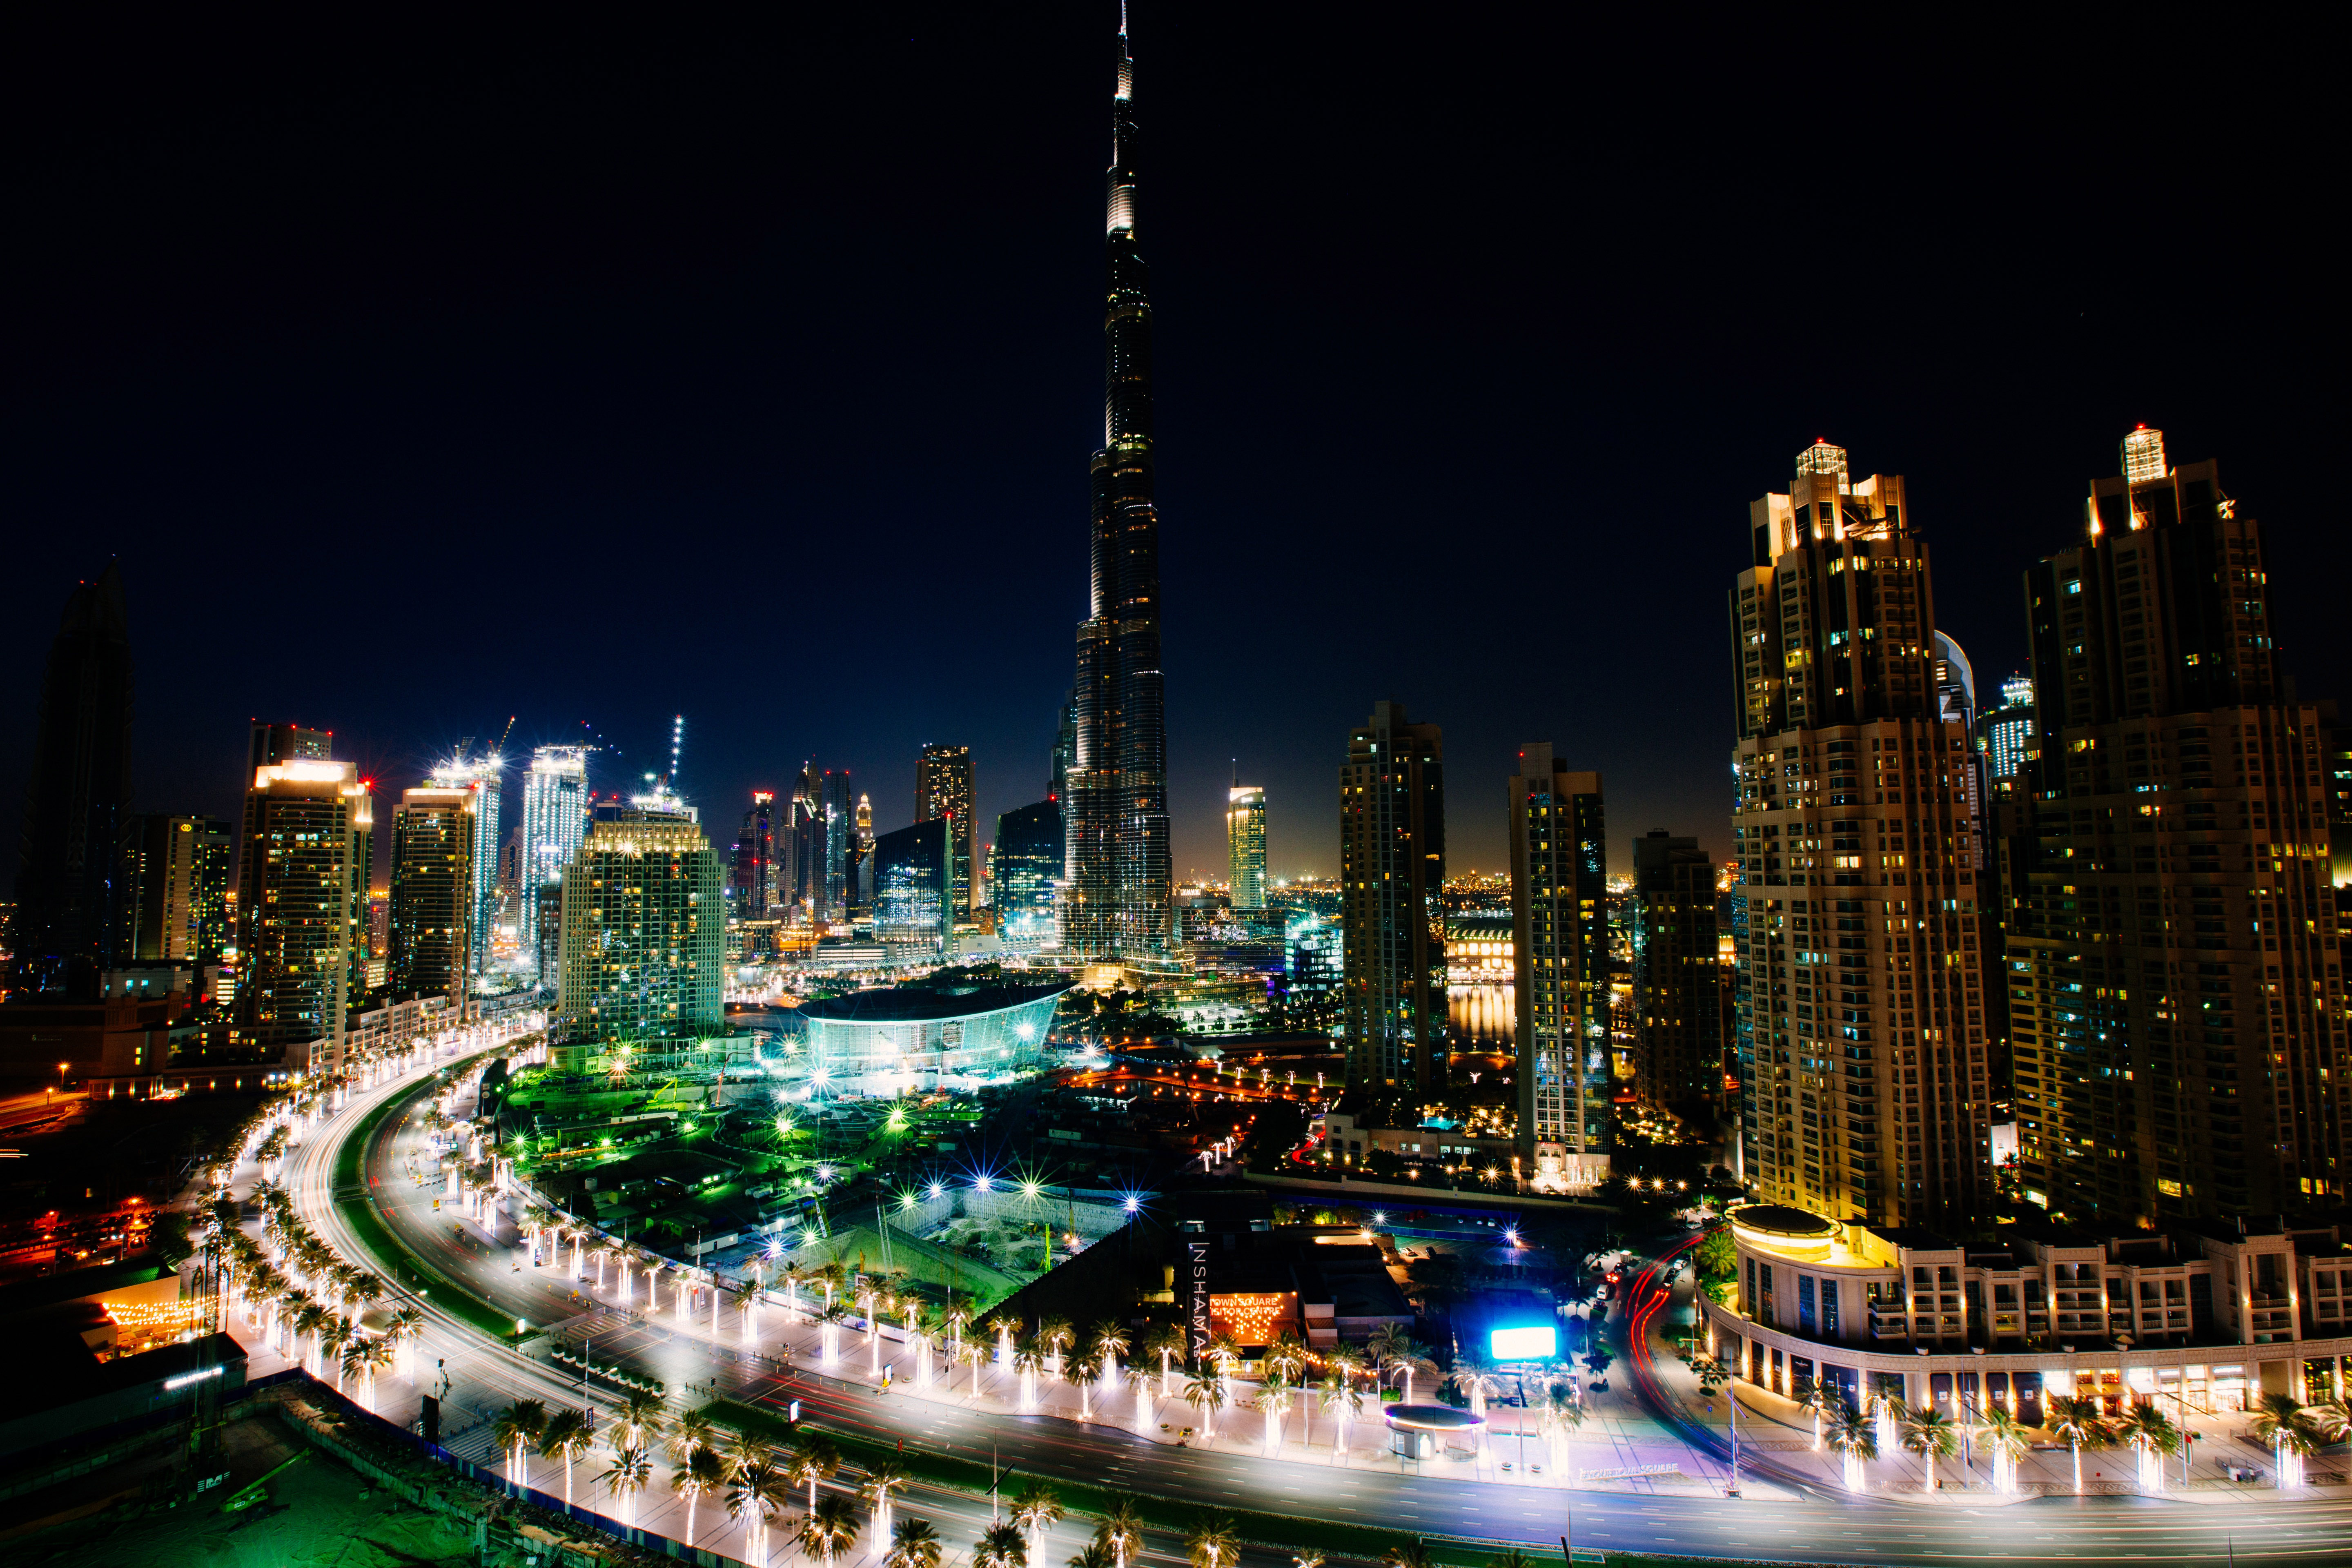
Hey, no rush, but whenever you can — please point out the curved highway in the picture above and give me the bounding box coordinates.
[270,1060,2352,1565]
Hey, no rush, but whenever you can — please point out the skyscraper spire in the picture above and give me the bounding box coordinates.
[1064,11,1170,957]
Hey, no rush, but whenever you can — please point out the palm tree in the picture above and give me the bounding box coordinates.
[1091,1322,1131,1388]
[294,1302,331,1373]
[1793,1376,1830,1451]
[1204,1334,1242,1407]
[1444,1356,1499,1419]
[788,1432,842,1512]
[1038,1317,1076,1380]
[1187,1513,1239,1568]
[727,1459,791,1560]
[1146,1326,1186,1399]
[904,1299,935,1381]
[820,1298,851,1365]
[1383,1543,1434,1568]
[731,1276,762,1339]
[1067,1544,1116,1568]
[598,1442,653,1527]
[2251,1394,2319,1489]
[1010,1479,1064,1563]
[1255,1373,1293,1458]
[2045,1394,2110,1496]
[1363,1323,1411,1376]
[861,1457,912,1542]
[1013,1338,1049,1413]
[668,1408,719,1466]
[1185,1373,1226,1441]
[346,1334,396,1408]
[1322,1374,1363,1466]
[1262,1332,1307,1390]
[605,1388,659,1452]
[1487,1553,1530,1568]
[387,1305,425,1376]
[540,1410,595,1504]
[1381,1347,1437,1407]
[2118,1403,2181,1493]
[673,1444,727,1546]
[319,1318,354,1389]
[975,1521,1029,1568]
[961,1336,990,1396]
[1539,1383,1587,1474]
[1094,1498,1145,1568]
[1978,1405,2031,1494]
[1826,1404,1878,1491]
[2303,1394,2352,1446]
[1899,1406,1960,1494]
[887,1516,944,1568]
[800,1493,863,1568]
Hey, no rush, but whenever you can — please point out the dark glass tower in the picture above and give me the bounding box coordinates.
[12,563,134,998]
[1064,18,1171,958]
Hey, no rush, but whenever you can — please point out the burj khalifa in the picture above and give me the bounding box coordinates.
[1062,13,1171,958]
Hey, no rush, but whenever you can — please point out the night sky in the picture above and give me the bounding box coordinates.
[4,9,2339,887]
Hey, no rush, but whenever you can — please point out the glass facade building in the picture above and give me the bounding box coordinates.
[116,813,232,964]
[797,981,1068,1098]
[991,798,1063,946]
[1227,784,1267,909]
[520,745,590,976]
[872,817,950,955]
[427,752,503,976]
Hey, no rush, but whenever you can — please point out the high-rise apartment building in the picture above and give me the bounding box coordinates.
[1050,690,1078,805]
[116,814,232,965]
[555,802,724,1070]
[426,751,502,976]
[1508,746,1609,1191]
[1978,675,2036,790]
[915,745,975,920]
[1340,702,1446,1092]
[12,564,134,997]
[2008,429,2347,1221]
[519,746,590,976]
[234,744,372,1055]
[1629,830,1722,1126]
[734,791,777,914]
[1730,441,1992,1229]
[389,786,474,1007]
[992,799,1063,945]
[1064,20,1172,960]
[1227,782,1267,909]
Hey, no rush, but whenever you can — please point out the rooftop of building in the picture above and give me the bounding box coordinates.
[795,980,1069,1025]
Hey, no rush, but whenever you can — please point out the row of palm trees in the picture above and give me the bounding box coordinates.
[1808,1386,2352,1494]
[194,1177,421,1406]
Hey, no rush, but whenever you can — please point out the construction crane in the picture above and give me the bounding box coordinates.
[494,714,517,759]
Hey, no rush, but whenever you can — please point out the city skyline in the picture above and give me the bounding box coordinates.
[3,13,2335,892]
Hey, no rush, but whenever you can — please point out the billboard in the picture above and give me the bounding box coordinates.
[1489,1324,1557,1361]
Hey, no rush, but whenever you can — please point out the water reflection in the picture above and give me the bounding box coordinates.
[1449,983,1515,1046]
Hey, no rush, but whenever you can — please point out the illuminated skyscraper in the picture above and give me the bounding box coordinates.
[12,564,134,997]
[1978,675,2036,789]
[519,745,590,975]
[1509,746,1609,1191]
[1729,441,1991,1229]
[821,769,854,917]
[1227,781,1267,909]
[1341,702,1445,1091]
[1064,18,1172,958]
[555,801,724,1071]
[2009,429,2347,1221]
[235,743,372,1056]
[873,818,951,956]
[390,785,474,1007]
[992,799,1064,945]
[734,791,777,913]
[916,744,976,918]
[427,750,503,975]
[116,814,232,965]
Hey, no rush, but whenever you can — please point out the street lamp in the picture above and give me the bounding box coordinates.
[51,1061,67,1104]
